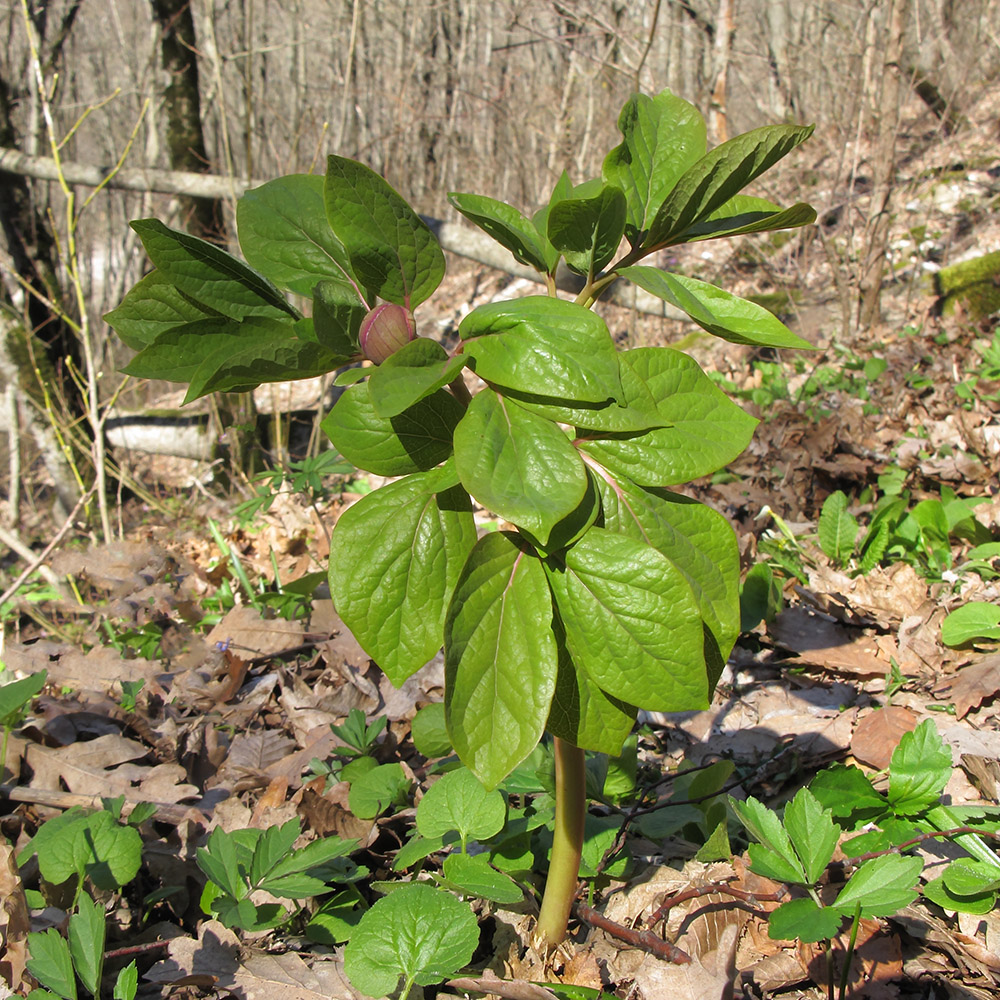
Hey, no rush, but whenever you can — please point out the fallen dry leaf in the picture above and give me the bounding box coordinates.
[769,607,889,676]
[0,837,30,993]
[851,707,919,769]
[948,654,1000,719]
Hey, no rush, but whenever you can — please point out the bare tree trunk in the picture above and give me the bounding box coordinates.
[857,0,908,331]
[707,0,734,143]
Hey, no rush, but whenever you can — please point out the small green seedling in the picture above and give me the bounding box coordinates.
[196,818,362,931]
[0,667,46,782]
[331,707,388,756]
[116,679,145,714]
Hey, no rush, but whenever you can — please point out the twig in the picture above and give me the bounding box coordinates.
[646,880,788,928]
[0,782,208,825]
[843,826,1000,868]
[575,901,691,964]
[102,940,171,960]
[0,486,94,607]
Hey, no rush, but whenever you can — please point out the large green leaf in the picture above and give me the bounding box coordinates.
[104,271,220,351]
[645,124,815,249]
[679,194,816,242]
[545,527,707,711]
[453,390,588,548]
[329,463,476,685]
[602,90,707,245]
[312,278,366,355]
[445,532,558,788]
[324,155,445,307]
[447,192,553,273]
[545,629,637,754]
[237,174,365,298]
[185,328,349,402]
[595,479,739,659]
[322,382,463,476]
[368,338,469,417]
[579,347,758,485]
[459,296,622,404]
[130,219,297,320]
[120,316,293,383]
[547,184,627,275]
[617,268,813,349]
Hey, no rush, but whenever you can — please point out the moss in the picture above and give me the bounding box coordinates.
[936,251,1000,320]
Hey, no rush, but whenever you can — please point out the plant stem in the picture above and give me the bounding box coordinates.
[536,737,586,946]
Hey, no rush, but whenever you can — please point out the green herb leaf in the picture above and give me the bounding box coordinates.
[330,463,476,684]
[416,766,507,844]
[818,491,859,565]
[547,184,627,275]
[942,602,1000,646]
[410,702,453,758]
[447,192,553,273]
[348,762,411,819]
[833,854,922,917]
[26,929,77,1000]
[942,859,1000,896]
[768,897,843,943]
[113,962,138,1000]
[680,194,816,243]
[322,382,463,476]
[809,765,886,822]
[68,894,105,998]
[645,123,815,248]
[616,268,812,349]
[368,337,468,418]
[445,533,558,788]
[0,670,46,724]
[782,787,840,884]
[729,796,806,883]
[579,348,758,485]
[545,527,707,712]
[343,882,478,997]
[454,390,588,547]
[888,719,953,816]
[442,852,523,903]
[237,174,363,297]
[197,827,245,900]
[130,219,296,320]
[601,90,707,244]
[324,155,445,307]
[248,818,301,887]
[312,278,367,355]
[923,872,997,915]
[459,297,622,404]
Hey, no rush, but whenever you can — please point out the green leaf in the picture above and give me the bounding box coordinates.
[695,819,732,862]
[348,762,411,819]
[454,390,588,547]
[447,192,553,273]
[545,527,707,712]
[368,338,468,417]
[833,854,922,917]
[0,669,46,724]
[602,90,707,244]
[113,962,138,1000]
[103,271,220,351]
[616,268,813,350]
[183,325,348,402]
[265,833,358,881]
[68,894,105,998]
[578,814,627,878]
[729,796,806,883]
[545,637,637,755]
[330,463,476,684]
[324,155,445,307]
[459,297,622,404]
[818,491,859,565]
[768,898,843,943]
[342,882,478,997]
[445,532,558,788]
[923,873,997,915]
[579,348,758,486]
[942,859,1000,896]
[680,195,816,243]
[783,787,840,884]
[237,174,364,297]
[416,766,507,844]
[27,929,77,1000]
[410,702,453,758]
[60,811,141,892]
[305,889,367,944]
[197,827,246,900]
[740,561,781,632]
[442,852,523,904]
[312,278,367,355]
[595,480,740,665]
[130,218,296,320]
[322,382,463,476]
[942,602,1000,646]
[809,765,886,822]
[547,184,627,275]
[888,719,953,816]
[645,123,815,248]
[248,818,301,887]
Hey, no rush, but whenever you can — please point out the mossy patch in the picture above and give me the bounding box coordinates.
[936,251,1000,320]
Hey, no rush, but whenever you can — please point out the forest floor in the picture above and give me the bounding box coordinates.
[2,89,1000,1000]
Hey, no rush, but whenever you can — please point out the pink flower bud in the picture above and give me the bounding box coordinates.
[359,303,415,364]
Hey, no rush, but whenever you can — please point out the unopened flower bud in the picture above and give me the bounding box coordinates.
[359,303,415,364]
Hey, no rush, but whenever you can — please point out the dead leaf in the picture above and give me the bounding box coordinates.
[449,975,558,1000]
[948,655,1000,718]
[205,604,305,660]
[851,707,918,769]
[297,782,378,847]
[25,734,149,798]
[769,607,889,676]
[211,731,295,790]
[0,838,30,993]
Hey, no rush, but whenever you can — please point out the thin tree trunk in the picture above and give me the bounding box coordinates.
[707,0,734,144]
